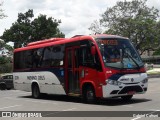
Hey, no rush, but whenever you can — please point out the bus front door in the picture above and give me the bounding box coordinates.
[65,47,80,95]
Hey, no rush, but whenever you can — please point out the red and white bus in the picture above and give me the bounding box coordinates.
[13,34,148,103]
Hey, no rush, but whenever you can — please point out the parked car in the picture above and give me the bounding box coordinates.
[0,73,13,90]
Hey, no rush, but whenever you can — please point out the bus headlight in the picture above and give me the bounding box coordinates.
[141,78,148,84]
[106,79,122,86]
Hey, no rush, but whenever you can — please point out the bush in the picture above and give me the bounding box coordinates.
[0,57,10,64]
[0,63,12,73]
[0,57,12,73]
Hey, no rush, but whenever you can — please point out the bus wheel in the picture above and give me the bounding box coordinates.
[32,85,41,99]
[83,86,95,103]
[121,95,133,101]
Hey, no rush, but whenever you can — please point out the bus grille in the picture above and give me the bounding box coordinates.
[118,86,143,94]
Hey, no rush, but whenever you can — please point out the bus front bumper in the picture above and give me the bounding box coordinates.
[102,73,148,98]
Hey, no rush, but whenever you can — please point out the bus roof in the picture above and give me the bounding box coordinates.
[14,35,93,52]
[14,34,129,52]
[27,38,65,46]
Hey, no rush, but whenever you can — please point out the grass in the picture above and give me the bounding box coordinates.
[147,69,160,75]
[147,71,160,75]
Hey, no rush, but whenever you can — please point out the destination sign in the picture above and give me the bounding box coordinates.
[98,40,118,45]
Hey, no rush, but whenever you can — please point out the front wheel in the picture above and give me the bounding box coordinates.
[83,86,96,103]
[121,95,133,101]
[32,85,41,99]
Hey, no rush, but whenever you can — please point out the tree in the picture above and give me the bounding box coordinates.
[0,2,7,19]
[31,14,64,41]
[89,0,160,55]
[88,20,103,34]
[0,39,13,73]
[1,9,65,48]
[0,39,13,58]
[0,39,5,48]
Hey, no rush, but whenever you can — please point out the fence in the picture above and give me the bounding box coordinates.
[142,56,160,64]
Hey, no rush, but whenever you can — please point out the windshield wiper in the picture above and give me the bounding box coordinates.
[120,49,124,69]
[125,52,140,69]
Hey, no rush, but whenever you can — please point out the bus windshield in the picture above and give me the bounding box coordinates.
[96,38,144,69]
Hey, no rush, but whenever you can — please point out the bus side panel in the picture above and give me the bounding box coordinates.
[13,71,66,95]
[79,66,104,98]
[14,72,31,92]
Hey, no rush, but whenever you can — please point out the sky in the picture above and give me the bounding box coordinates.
[0,0,160,39]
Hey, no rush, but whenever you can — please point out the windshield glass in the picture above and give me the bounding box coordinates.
[96,38,144,69]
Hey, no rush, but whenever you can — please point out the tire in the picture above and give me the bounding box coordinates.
[0,84,6,90]
[83,86,96,103]
[32,85,41,99]
[121,95,133,101]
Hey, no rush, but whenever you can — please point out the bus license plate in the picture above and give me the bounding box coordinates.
[127,91,136,95]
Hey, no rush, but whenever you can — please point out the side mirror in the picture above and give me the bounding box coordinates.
[91,46,96,55]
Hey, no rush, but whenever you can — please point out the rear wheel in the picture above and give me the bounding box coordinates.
[32,85,41,99]
[83,86,96,103]
[121,95,133,101]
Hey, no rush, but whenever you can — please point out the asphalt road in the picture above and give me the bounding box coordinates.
[0,78,160,120]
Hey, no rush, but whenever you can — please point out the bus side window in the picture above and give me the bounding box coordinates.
[14,52,21,69]
[32,48,43,68]
[18,51,26,69]
[25,50,33,68]
[79,47,94,68]
[41,45,64,67]
[51,45,64,67]
[42,47,52,67]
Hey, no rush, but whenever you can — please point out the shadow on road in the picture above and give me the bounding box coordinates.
[19,94,151,106]
[96,98,151,106]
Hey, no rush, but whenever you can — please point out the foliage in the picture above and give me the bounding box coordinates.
[0,40,13,73]
[0,62,12,73]
[89,0,160,55]
[4,44,13,51]
[88,20,103,34]
[1,9,65,48]
[0,45,13,73]
[0,39,5,48]
[31,14,64,41]
[0,57,12,73]
[0,57,11,64]
[0,2,7,19]
[0,40,13,51]
[153,49,160,55]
